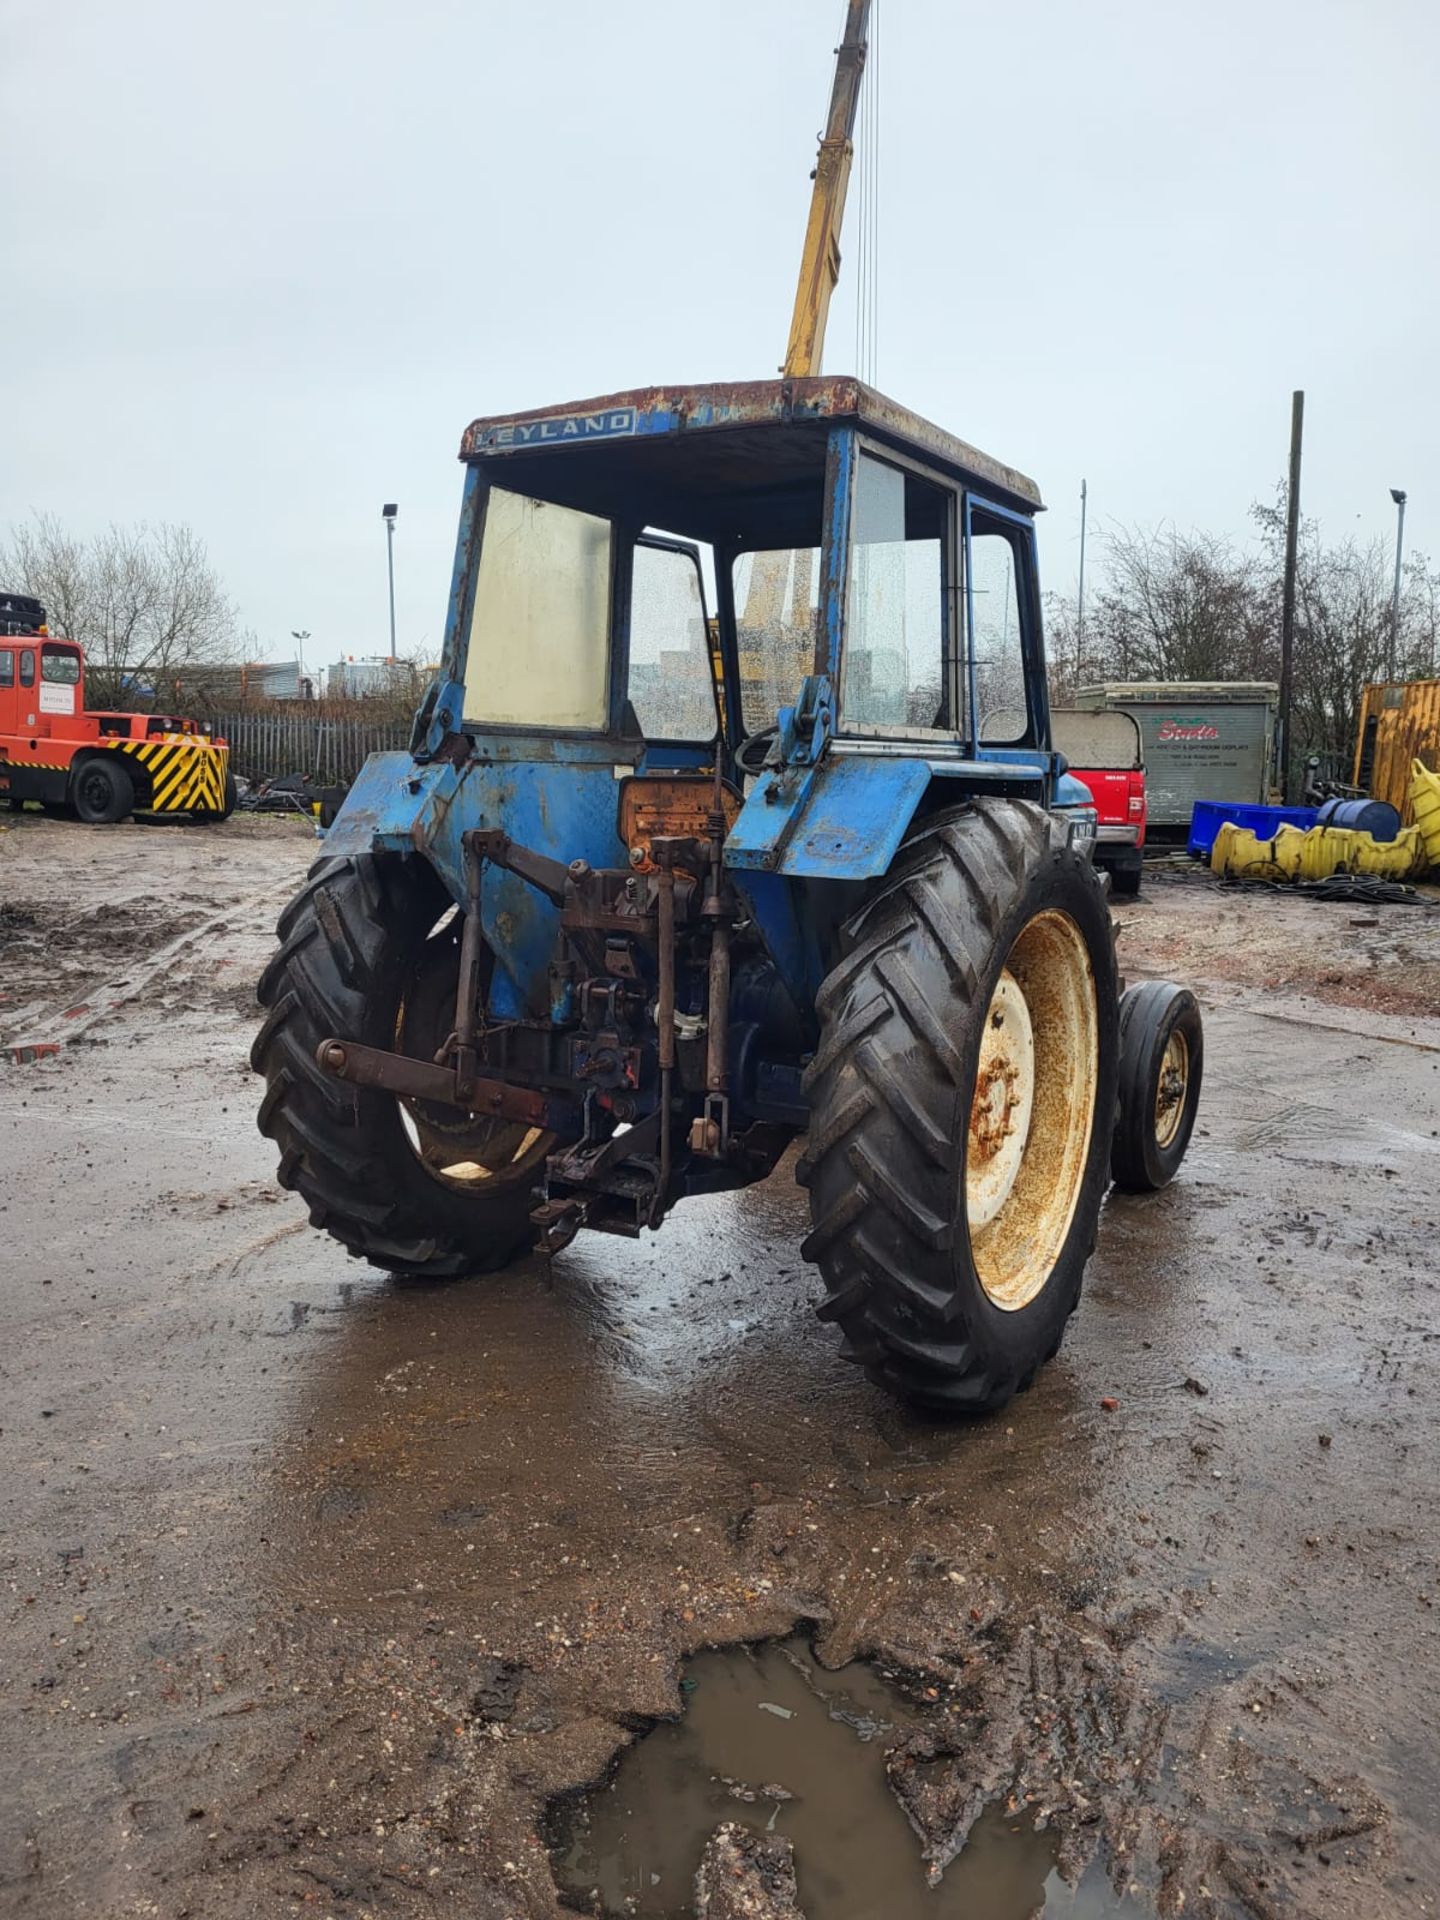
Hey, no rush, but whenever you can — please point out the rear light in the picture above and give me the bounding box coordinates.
[1128,794,1144,815]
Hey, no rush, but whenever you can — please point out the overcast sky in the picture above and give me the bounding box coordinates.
[6,0,1436,665]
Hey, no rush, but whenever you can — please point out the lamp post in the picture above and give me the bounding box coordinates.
[1076,477,1088,670]
[1388,488,1406,682]
[382,504,398,663]
[290,629,311,699]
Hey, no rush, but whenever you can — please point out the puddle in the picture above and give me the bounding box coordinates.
[550,1639,1143,1917]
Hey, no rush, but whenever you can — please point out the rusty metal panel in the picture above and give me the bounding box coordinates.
[1355,679,1440,822]
[459,378,1042,512]
[618,774,739,875]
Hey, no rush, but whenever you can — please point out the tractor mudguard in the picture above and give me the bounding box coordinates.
[727,754,932,879]
[726,750,1050,880]
[318,750,460,862]
[321,748,638,1020]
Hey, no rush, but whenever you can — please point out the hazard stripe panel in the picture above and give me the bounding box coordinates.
[117,739,229,813]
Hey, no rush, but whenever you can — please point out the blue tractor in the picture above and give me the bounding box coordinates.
[252,377,1203,1411]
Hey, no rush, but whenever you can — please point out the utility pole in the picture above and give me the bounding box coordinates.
[382,504,398,663]
[1278,392,1304,804]
[1076,478,1088,677]
[1388,488,1407,682]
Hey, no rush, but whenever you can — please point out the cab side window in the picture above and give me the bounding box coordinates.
[19,649,35,687]
[841,452,950,735]
[968,515,1029,744]
[0,650,13,688]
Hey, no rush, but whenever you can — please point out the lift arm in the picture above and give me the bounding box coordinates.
[782,0,872,379]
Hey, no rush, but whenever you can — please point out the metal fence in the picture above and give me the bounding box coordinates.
[214,712,409,786]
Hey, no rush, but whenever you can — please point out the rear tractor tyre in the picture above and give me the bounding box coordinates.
[251,852,552,1277]
[1110,980,1203,1192]
[72,757,134,825]
[798,801,1120,1415]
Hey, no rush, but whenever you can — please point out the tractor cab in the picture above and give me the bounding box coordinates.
[442,376,1057,789]
[348,378,1070,1028]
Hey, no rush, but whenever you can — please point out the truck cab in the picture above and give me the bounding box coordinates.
[0,616,88,797]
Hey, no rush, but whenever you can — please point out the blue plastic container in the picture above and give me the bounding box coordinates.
[1187,800,1318,860]
[1314,796,1401,842]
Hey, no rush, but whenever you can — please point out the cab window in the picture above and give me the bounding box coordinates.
[968,513,1029,744]
[626,541,717,742]
[19,649,35,687]
[841,452,951,735]
[0,650,12,688]
[732,547,821,737]
[41,645,81,685]
[464,485,612,730]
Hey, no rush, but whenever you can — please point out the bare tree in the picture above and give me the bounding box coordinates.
[1,513,243,706]
[1079,523,1273,684]
[1252,496,1440,780]
[1043,591,1117,705]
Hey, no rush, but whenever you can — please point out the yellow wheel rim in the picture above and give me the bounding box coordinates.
[1153,1027,1190,1150]
[967,910,1099,1312]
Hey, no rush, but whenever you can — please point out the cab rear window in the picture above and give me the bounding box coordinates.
[19,649,35,687]
[41,645,81,685]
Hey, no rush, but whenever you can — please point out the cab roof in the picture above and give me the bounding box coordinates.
[459,377,1042,547]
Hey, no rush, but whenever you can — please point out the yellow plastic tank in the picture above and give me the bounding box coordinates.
[1211,819,1428,882]
[1410,759,1440,868]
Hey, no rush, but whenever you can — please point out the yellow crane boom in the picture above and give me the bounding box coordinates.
[782,0,873,379]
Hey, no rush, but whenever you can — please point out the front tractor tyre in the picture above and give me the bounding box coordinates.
[251,853,552,1277]
[72,757,134,825]
[1110,980,1203,1192]
[798,802,1120,1415]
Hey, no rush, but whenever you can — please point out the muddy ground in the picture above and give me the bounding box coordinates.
[2,811,1438,1919]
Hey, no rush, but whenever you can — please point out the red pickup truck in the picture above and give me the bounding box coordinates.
[1051,707,1146,895]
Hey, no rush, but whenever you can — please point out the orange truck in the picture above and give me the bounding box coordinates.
[0,592,233,824]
